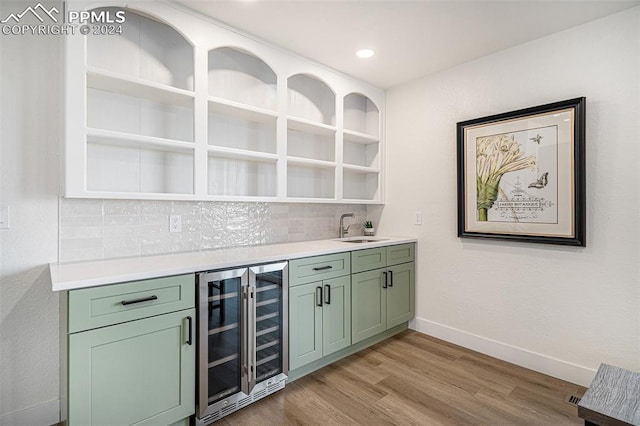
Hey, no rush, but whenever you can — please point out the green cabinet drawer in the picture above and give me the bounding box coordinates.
[387,243,415,266]
[289,252,351,286]
[68,274,195,333]
[351,247,386,274]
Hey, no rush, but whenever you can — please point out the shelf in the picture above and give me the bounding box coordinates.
[87,81,194,142]
[256,312,279,322]
[344,93,379,137]
[209,97,277,122]
[209,47,277,110]
[87,68,194,106]
[344,138,379,169]
[288,74,335,125]
[287,157,336,169]
[256,339,280,352]
[343,129,379,145]
[343,169,380,201]
[288,162,335,199]
[208,154,277,197]
[287,116,336,136]
[343,164,381,174]
[209,100,277,154]
[87,8,194,91]
[208,146,278,162]
[86,128,195,152]
[209,323,240,336]
[86,136,194,195]
[288,130,334,163]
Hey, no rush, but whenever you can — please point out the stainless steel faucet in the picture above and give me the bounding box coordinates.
[339,213,355,238]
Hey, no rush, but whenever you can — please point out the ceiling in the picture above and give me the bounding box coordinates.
[176,0,640,89]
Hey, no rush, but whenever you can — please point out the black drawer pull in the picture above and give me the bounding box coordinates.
[121,295,158,306]
[312,265,333,271]
[388,270,393,287]
[186,316,193,345]
[316,286,323,307]
[324,284,331,305]
[382,272,388,289]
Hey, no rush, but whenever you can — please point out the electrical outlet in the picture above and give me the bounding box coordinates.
[0,205,9,229]
[169,215,182,233]
[414,210,422,225]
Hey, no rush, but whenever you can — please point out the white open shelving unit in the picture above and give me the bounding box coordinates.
[64,2,385,203]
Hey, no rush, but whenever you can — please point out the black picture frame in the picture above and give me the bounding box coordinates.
[456,97,586,246]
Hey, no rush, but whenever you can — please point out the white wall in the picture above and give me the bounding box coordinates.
[380,7,640,386]
[0,1,62,424]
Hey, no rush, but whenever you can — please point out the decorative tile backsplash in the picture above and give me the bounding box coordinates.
[59,199,371,262]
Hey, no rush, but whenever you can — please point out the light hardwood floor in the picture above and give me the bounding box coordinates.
[218,330,588,425]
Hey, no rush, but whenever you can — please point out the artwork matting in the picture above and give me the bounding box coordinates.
[456,97,586,246]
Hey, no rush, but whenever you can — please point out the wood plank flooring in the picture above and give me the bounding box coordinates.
[217,331,587,425]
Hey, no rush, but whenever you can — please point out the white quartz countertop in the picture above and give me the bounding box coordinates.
[49,236,416,291]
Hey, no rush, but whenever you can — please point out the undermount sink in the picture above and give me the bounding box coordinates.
[335,237,389,243]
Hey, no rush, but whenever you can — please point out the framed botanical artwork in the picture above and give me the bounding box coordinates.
[457,97,586,246]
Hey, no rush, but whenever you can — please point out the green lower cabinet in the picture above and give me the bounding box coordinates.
[352,262,414,344]
[289,275,351,370]
[68,308,196,426]
[351,269,387,343]
[386,263,415,328]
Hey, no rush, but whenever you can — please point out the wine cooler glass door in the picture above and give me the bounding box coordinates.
[197,269,248,417]
[248,262,288,393]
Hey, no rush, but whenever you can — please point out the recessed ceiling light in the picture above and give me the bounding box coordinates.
[356,49,374,59]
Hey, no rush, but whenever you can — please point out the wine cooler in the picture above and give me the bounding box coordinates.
[196,262,288,424]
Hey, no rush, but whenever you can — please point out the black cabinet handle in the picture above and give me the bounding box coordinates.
[186,316,193,345]
[316,286,323,307]
[388,270,393,288]
[312,265,332,271]
[121,295,158,306]
[382,271,388,289]
[324,284,331,305]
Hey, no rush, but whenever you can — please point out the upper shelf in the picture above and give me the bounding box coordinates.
[287,116,336,135]
[343,129,379,145]
[87,68,194,106]
[209,47,277,111]
[208,97,278,123]
[86,6,194,91]
[288,74,335,126]
[344,93,379,138]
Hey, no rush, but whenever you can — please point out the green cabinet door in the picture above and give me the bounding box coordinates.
[351,269,386,344]
[322,275,351,356]
[68,309,195,426]
[290,276,352,370]
[289,282,323,370]
[386,262,415,328]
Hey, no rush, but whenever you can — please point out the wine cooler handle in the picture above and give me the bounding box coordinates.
[121,295,157,305]
[382,271,388,289]
[388,270,393,287]
[324,284,331,305]
[186,316,193,345]
[316,286,323,307]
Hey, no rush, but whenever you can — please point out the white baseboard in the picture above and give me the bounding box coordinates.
[410,317,596,387]
[0,399,59,426]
